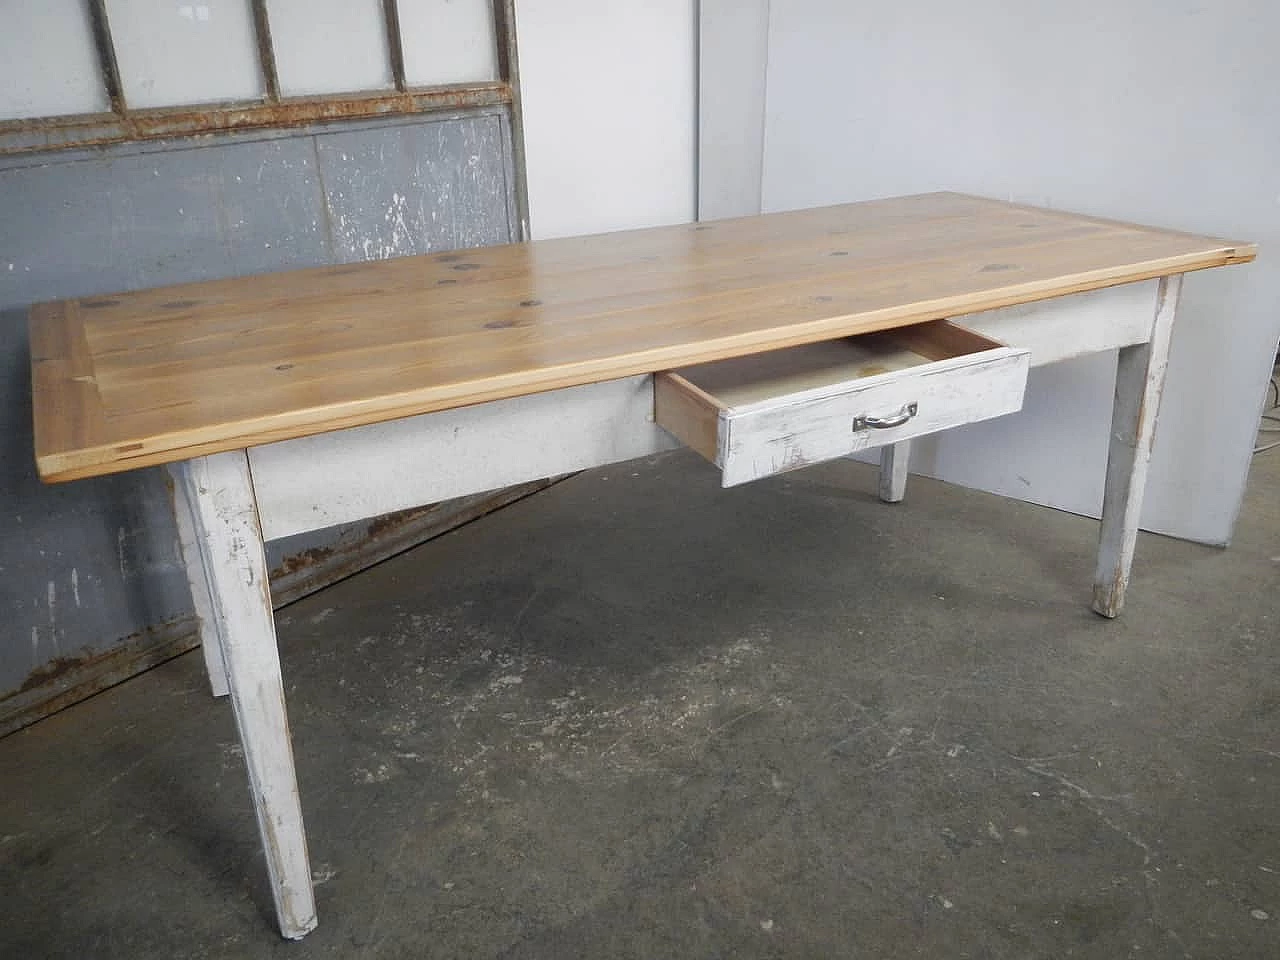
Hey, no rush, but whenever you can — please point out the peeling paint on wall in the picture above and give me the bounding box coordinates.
[1,111,518,729]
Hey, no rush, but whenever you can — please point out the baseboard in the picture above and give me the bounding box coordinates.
[1,478,565,739]
[269,479,560,607]
[0,617,200,739]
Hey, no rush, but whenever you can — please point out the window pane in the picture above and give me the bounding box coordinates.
[268,0,393,97]
[0,0,110,120]
[398,0,498,87]
[106,0,264,108]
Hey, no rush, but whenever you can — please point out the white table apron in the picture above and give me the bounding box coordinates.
[167,275,1177,939]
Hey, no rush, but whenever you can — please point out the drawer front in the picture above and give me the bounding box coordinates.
[655,324,1031,488]
[718,346,1028,486]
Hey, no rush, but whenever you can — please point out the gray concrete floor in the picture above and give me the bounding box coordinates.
[2,446,1278,959]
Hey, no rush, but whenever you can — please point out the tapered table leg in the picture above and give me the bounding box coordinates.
[169,464,230,697]
[1092,275,1182,618]
[878,440,912,503]
[172,451,317,938]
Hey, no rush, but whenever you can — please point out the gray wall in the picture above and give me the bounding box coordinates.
[1,109,518,727]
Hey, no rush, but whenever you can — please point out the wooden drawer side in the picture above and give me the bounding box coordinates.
[887,319,1008,360]
[654,371,724,465]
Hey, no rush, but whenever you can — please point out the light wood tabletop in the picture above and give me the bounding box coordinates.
[30,191,1254,483]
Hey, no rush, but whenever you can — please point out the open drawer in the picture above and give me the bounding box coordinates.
[654,320,1030,487]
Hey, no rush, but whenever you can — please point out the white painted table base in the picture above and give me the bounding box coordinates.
[878,440,912,503]
[170,472,230,698]
[1092,275,1182,617]
[874,277,1182,618]
[169,454,317,940]
[169,278,1179,938]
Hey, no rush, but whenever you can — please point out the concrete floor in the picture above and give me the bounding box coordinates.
[2,446,1278,959]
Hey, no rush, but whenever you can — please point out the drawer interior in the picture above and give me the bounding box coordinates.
[666,319,1006,411]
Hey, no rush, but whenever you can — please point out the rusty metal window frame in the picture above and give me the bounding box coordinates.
[1,0,527,182]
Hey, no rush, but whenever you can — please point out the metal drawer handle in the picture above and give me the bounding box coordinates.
[852,401,918,432]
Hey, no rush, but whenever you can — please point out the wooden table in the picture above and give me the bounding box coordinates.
[30,193,1254,938]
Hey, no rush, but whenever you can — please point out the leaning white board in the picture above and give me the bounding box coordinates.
[699,0,1277,545]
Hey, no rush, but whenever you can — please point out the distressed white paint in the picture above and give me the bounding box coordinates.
[960,282,1158,370]
[854,283,1159,509]
[718,348,1029,487]
[0,0,108,120]
[878,441,911,503]
[268,0,393,96]
[398,0,498,86]
[167,464,230,698]
[106,0,264,108]
[708,0,1277,544]
[251,376,676,541]
[46,582,57,652]
[172,453,316,939]
[159,275,1174,939]
[516,0,696,239]
[1093,275,1182,617]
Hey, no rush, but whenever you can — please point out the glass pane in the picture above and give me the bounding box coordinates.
[106,0,264,108]
[0,0,110,120]
[398,0,498,87]
[268,0,393,97]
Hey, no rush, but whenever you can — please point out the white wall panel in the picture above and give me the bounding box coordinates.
[697,0,770,221]
[0,0,109,119]
[268,0,392,96]
[746,0,1279,545]
[107,0,263,108]
[516,0,697,240]
[398,0,498,87]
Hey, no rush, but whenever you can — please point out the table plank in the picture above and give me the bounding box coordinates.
[31,192,1254,482]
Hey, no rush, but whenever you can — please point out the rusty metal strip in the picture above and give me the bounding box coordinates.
[0,84,513,156]
[2,3,527,168]
[250,0,282,101]
[269,478,562,607]
[382,0,408,93]
[1,477,567,738]
[86,0,125,113]
[0,616,199,740]
[492,0,530,239]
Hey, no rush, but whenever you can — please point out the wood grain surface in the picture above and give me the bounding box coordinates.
[30,192,1255,482]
